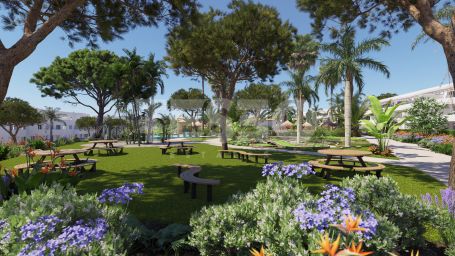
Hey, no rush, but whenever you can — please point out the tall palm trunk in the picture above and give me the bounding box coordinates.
[296,91,303,144]
[344,78,353,147]
[49,120,54,142]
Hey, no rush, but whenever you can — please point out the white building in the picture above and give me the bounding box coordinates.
[0,110,91,143]
[379,83,455,129]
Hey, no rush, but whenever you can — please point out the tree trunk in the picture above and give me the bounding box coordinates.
[0,0,86,104]
[296,92,303,144]
[220,98,229,150]
[95,105,104,138]
[49,120,54,142]
[445,44,455,188]
[344,78,353,147]
[0,65,14,103]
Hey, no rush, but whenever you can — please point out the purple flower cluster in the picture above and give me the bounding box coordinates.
[46,218,108,253]
[262,162,315,178]
[98,183,144,204]
[294,185,377,239]
[0,219,10,244]
[430,137,445,144]
[20,216,61,242]
[422,188,455,217]
[18,217,108,256]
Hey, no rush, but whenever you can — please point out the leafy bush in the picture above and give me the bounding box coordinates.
[310,127,330,143]
[341,175,436,249]
[0,145,10,161]
[188,174,400,255]
[54,137,75,147]
[7,144,23,158]
[431,143,452,155]
[0,183,141,255]
[408,97,448,134]
[27,138,48,150]
[188,177,312,255]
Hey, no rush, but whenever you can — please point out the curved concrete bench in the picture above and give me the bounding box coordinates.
[179,166,220,202]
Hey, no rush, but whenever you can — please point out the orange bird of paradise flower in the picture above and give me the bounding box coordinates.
[40,165,50,174]
[335,241,373,256]
[312,233,341,256]
[10,168,18,177]
[26,148,36,158]
[68,170,78,177]
[250,246,266,256]
[332,215,367,234]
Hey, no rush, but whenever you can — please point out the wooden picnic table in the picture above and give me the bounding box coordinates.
[317,149,372,167]
[164,138,191,147]
[89,140,119,149]
[32,149,89,164]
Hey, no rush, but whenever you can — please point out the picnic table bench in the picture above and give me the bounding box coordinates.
[160,145,194,155]
[218,150,271,163]
[179,166,220,202]
[86,140,123,155]
[309,157,385,178]
[15,154,97,173]
[88,146,124,155]
[242,152,271,163]
[218,149,246,159]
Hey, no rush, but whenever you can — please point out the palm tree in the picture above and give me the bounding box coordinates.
[282,71,319,143]
[204,103,220,134]
[143,97,162,143]
[317,26,390,147]
[41,107,66,142]
[155,113,171,143]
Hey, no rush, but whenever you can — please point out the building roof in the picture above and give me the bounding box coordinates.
[379,83,454,104]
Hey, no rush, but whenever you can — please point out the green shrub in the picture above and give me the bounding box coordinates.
[27,138,48,150]
[188,178,312,255]
[0,145,10,161]
[310,127,329,142]
[54,137,74,147]
[430,143,452,155]
[7,144,23,158]
[0,183,140,255]
[188,176,400,255]
[330,127,345,137]
[341,175,436,249]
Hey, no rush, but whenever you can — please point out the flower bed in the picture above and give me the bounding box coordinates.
[0,183,143,255]
[394,131,453,155]
[187,163,439,255]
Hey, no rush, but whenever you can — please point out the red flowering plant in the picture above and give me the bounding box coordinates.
[0,141,81,200]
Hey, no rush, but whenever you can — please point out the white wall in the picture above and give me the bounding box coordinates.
[0,111,91,143]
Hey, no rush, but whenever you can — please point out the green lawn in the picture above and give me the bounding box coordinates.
[0,142,445,226]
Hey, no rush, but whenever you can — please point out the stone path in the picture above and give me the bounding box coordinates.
[204,137,451,185]
[362,136,450,185]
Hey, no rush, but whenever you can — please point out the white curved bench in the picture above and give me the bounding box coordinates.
[179,166,220,202]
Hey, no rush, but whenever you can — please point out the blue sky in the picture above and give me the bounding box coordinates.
[1,0,451,116]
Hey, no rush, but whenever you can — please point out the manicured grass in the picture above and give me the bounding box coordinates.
[0,142,445,226]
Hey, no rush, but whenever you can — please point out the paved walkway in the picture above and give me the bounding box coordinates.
[362,136,450,185]
[204,137,451,185]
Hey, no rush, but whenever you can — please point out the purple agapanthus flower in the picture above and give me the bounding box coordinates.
[262,162,315,178]
[46,218,108,254]
[20,216,62,243]
[98,183,144,204]
[294,185,378,239]
[19,218,108,256]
